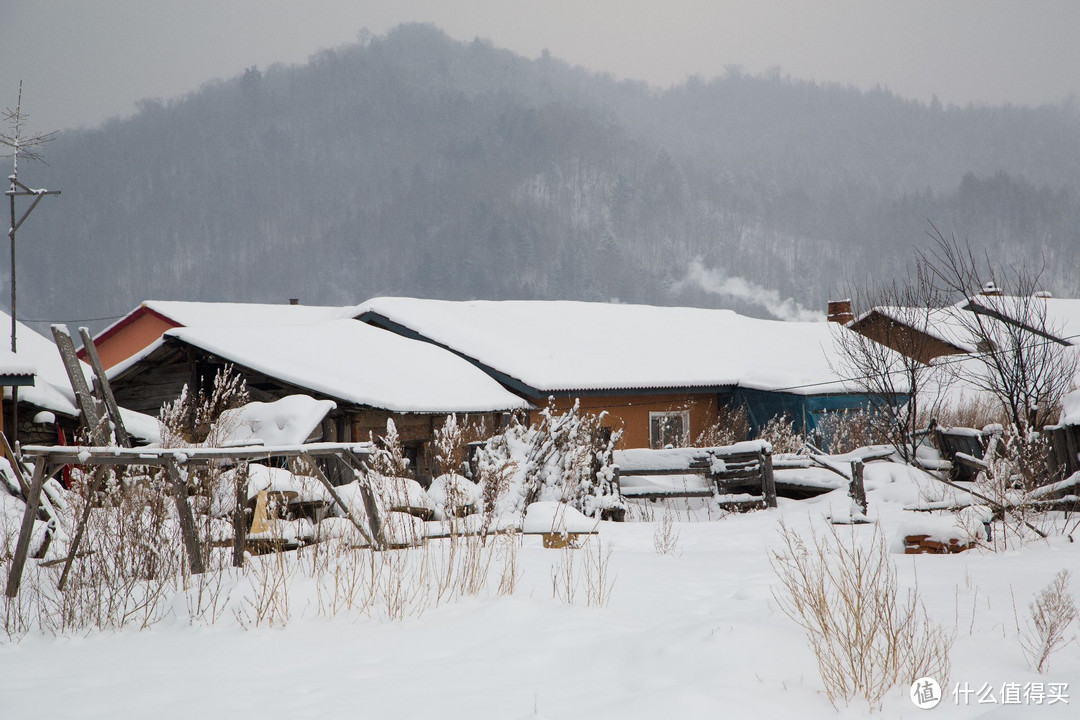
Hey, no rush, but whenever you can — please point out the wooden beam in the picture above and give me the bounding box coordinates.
[165,462,205,575]
[20,441,375,466]
[301,452,381,550]
[341,449,386,547]
[232,463,247,568]
[78,327,132,448]
[5,462,46,598]
[51,325,109,444]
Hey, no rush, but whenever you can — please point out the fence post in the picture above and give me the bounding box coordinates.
[232,463,248,568]
[166,461,205,575]
[849,458,867,518]
[760,446,777,508]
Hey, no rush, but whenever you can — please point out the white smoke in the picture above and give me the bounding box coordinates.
[675,259,822,322]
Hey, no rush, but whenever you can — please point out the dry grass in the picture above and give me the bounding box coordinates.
[814,409,891,455]
[1017,569,1078,673]
[924,395,1005,431]
[770,520,952,709]
[551,536,615,608]
[653,511,681,556]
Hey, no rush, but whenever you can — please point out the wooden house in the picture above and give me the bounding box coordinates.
[843,293,1080,366]
[356,298,880,448]
[105,319,531,483]
[842,303,976,365]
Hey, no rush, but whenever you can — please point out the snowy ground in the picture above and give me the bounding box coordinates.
[2,463,1078,719]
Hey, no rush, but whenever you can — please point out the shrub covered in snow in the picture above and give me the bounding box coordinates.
[473,400,623,521]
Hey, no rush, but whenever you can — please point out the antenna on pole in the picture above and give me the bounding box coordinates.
[3,81,61,448]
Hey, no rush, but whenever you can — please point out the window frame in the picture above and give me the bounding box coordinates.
[649,410,690,449]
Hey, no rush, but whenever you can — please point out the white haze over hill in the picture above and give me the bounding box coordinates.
[676,259,821,323]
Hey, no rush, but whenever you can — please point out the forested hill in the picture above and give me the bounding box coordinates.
[18,24,1080,328]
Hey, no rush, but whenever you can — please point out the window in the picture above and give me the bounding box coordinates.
[649,411,689,449]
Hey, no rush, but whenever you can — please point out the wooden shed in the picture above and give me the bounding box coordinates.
[106,319,531,484]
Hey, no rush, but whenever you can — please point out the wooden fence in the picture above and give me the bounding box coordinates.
[612,441,778,508]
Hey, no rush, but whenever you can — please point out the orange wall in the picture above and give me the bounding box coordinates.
[95,313,181,370]
[541,392,719,449]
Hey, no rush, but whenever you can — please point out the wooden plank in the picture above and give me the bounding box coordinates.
[616,467,712,477]
[340,450,387,548]
[807,453,852,481]
[713,468,764,480]
[301,452,381,550]
[621,489,715,500]
[1054,428,1071,476]
[78,327,133,448]
[20,442,375,465]
[5,462,46,598]
[1065,428,1080,477]
[51,325,109,444]
[0,430,31,498]
[165,462,205,575]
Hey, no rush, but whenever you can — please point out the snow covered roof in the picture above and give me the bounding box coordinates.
[0,347,36,379]
[164,319,533,413]
[850,305,977,354]
[0,310,84,416]
[91,300,358,351]
[356,298,859,396]
[963,295,1080,346]
[140,300,357,327]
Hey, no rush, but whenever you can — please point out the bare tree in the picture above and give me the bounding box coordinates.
[922,227,1078,436]
[833,261,952,462]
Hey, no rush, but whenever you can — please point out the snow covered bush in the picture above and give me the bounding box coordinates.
[433,412,482,477]
[757,414,805,454]
[770,521,952,709]
[967,426,1070,546]
[694,403,749,448]
[473,400,623,521]
[427,473,480,520]
[367,418,411,478]
[159,364,249,445]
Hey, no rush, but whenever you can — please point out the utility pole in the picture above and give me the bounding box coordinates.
[3,82,60,446]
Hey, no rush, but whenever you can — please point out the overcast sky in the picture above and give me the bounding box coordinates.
[3,0,1080,133]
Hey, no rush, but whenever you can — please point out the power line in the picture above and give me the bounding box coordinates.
[18,317,124,325]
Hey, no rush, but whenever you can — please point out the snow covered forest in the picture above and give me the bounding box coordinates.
[16,23,1080,328]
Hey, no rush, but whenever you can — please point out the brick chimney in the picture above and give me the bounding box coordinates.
[979,281,1003,297]
[827,299,854,324]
